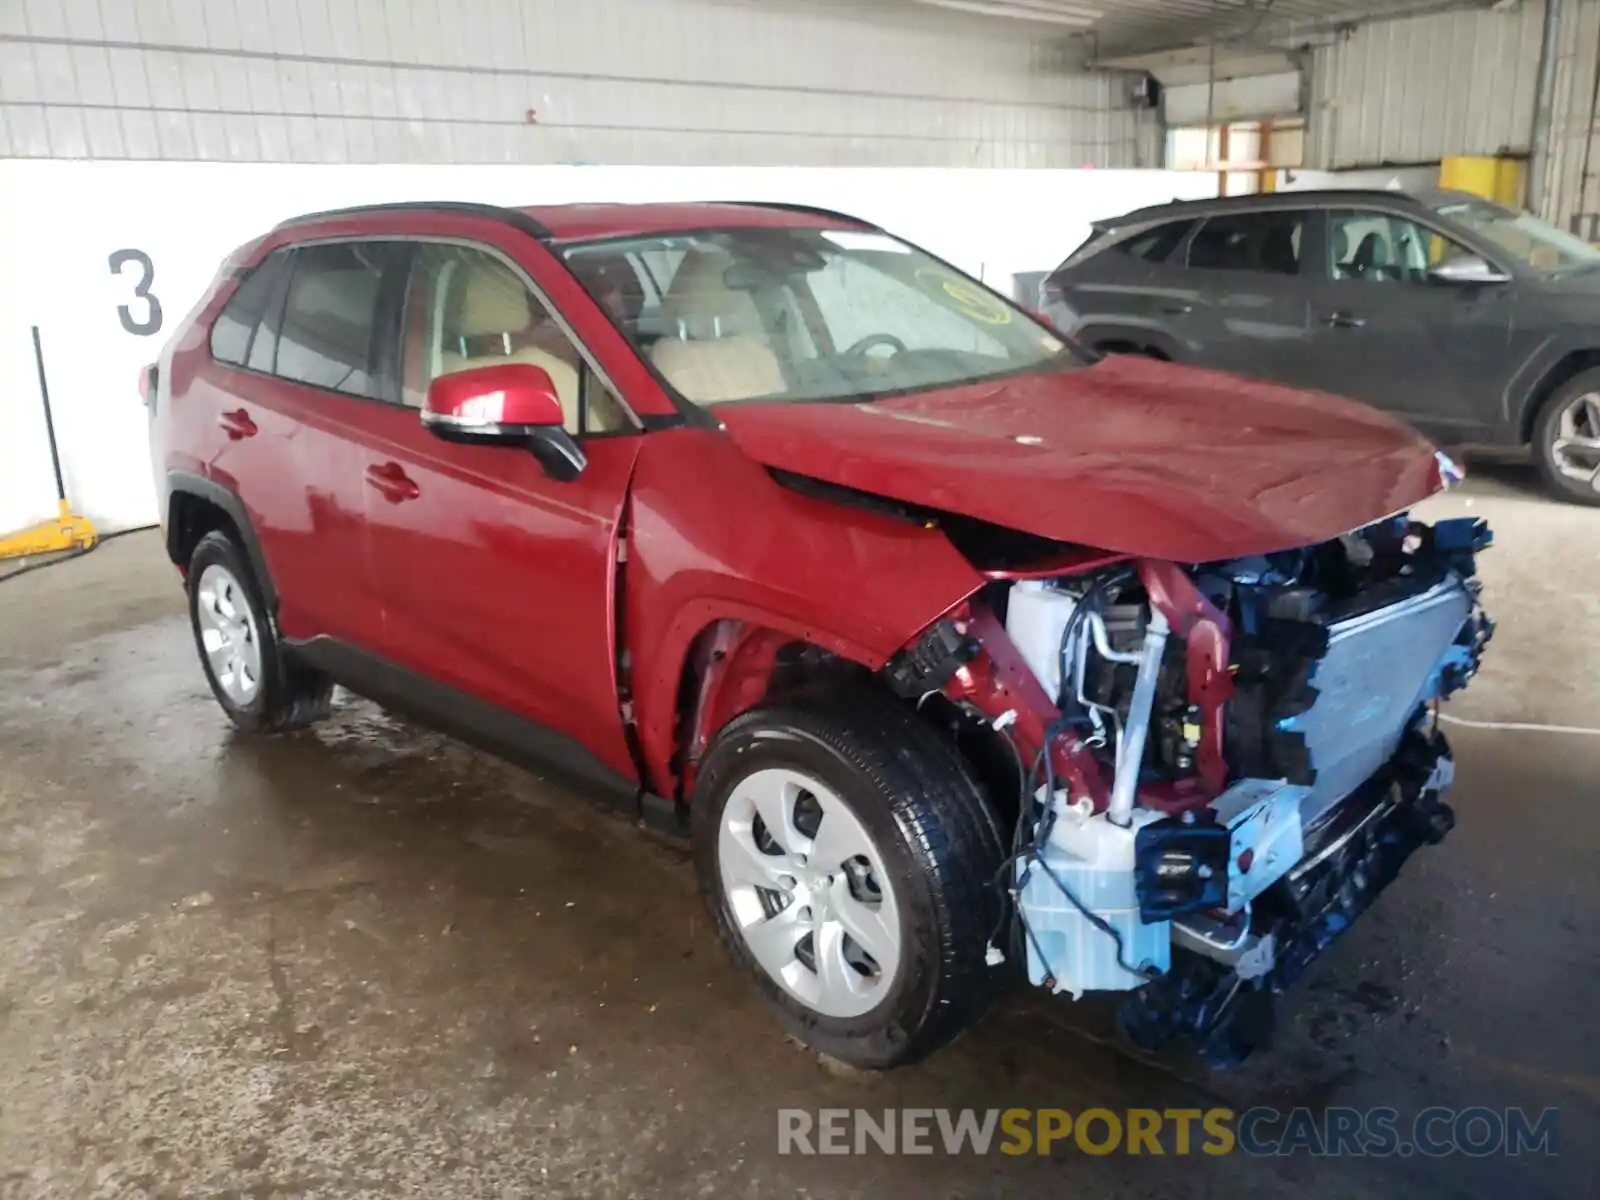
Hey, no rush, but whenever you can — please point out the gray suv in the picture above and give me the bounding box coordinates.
[1044,188,1600,504]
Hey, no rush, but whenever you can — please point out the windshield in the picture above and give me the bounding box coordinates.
[560,227,1075,407]
[1430,194,1600,271]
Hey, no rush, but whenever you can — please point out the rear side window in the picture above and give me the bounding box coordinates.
[1187,211,1305,275]
[209,252,290,366]
[275,242,396,399]
[1115,219,1195,264]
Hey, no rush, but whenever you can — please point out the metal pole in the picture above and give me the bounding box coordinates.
[1529,0,1564,216]
[29,325,68,504]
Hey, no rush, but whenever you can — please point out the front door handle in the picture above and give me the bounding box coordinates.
[365,462,419,503]
[1160,302,1194,315]
[1321,311,1367,329]
[218,408,257,439]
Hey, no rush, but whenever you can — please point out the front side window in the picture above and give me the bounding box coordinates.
[1187,211,1304,275]
[561,227,1073,408]
[276,242,396,399]
[1326,209,1475,283]
[399,244,628,435]
[1428,194,1600,272]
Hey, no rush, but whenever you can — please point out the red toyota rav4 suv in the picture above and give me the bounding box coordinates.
[148,200,1492,1069]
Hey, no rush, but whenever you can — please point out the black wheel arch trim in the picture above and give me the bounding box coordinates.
[1073,322,1183,361]
[165,471,279,611]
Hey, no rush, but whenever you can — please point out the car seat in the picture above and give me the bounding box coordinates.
[439,265,581,429]
[1351,232,1388,280]
[649,250,786,405]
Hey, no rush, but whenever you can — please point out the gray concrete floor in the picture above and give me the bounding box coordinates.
[0,463,1594,1198]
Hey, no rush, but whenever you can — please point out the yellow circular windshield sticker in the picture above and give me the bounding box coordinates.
[914,268,1012,325]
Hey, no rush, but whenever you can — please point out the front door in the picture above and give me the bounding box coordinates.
[352,240,643,783]
[1299,207,1517,444]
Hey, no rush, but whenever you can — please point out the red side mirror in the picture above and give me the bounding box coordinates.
[422,363,564,440]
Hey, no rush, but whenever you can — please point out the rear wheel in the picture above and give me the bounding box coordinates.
[1533,368,1600,505]
[692,696,1004,1069]
[186,532,333,731]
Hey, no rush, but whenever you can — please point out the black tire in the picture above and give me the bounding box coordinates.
[186,531,333,732]
[1532,367,1600,505]
[692,694,1005,1069]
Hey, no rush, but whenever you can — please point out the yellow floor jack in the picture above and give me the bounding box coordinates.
[0,327,98,562]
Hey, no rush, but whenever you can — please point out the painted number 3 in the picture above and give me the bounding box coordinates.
[109,248,163,336]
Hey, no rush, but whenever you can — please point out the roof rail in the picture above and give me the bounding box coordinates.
[715,200,876,229]
[274,200,552,240]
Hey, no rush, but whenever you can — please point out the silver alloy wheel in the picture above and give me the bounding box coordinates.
[1551,391,1600,490]
[195,563,262,705]
[717,767,902,1018]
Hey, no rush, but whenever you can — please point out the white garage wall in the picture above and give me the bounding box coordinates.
[0,161,1216,538]
[1305,2,1547,170]
[0,0,1149,168]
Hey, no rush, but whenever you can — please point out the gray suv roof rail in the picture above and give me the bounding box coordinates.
[1110,188,1427,228]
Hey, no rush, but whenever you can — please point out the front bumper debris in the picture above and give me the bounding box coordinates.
[1116,725,1457,1067]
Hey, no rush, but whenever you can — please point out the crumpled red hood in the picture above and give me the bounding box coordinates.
[715,355,1447,563]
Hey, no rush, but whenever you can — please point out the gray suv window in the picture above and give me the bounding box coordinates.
[1116,219,1195,264]
[1187,211,1305,275]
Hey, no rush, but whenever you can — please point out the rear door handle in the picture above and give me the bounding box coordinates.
[218,408,257,439]
[1321,311,1367,328]
[365,462,419,503]
[1160,302,1194,315]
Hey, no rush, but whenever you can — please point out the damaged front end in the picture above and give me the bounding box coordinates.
[886,513,1494,1066]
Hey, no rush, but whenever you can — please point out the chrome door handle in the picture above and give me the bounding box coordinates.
[1322,311,1366,328]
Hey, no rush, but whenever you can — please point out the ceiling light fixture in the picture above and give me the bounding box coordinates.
[912,0,1101,27]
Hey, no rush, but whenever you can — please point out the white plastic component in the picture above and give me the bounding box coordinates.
[1016,799,1170,997]
[1005,581,1078,703]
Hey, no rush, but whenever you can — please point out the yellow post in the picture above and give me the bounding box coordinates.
[1439,156,1527,207]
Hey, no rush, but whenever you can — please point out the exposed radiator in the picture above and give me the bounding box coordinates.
[1293,579,1473,827]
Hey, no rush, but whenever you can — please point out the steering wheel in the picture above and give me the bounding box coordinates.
[841,333,910,360]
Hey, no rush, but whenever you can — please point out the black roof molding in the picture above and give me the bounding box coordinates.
[274,201,552,240]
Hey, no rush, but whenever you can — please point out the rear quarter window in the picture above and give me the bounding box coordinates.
[209,252,290,366]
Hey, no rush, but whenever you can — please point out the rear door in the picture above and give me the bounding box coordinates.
[1045,218,1197,355]
[351,238,643,783]
[1163,208,1316,385]
[1297,207,1516,442]
[197,241,398,645]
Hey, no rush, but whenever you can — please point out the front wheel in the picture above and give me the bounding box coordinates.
[692,696,1005,1069]
[1533,368,1600,505]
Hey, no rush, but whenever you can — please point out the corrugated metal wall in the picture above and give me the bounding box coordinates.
[1305,2,1547,170]
[1543,0,1600,234]
[0,0,1146,168]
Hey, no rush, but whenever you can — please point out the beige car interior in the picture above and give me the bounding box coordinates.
[435,259,583,431]
[650,250,786,405]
